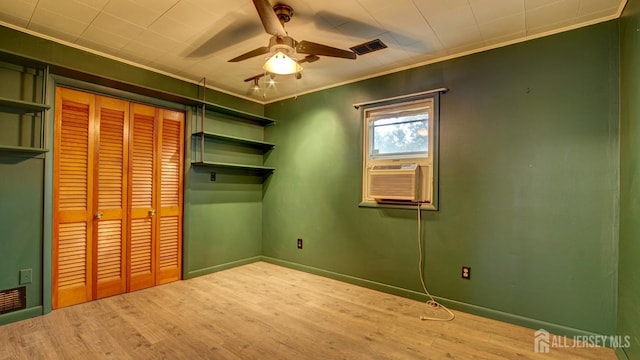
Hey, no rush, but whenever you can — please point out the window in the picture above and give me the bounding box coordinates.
[361,94,440,209]
[369,103,430,159]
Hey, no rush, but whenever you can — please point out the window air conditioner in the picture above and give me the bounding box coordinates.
[367,163,419,201]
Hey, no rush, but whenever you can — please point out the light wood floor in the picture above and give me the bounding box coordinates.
[0,262,615,359]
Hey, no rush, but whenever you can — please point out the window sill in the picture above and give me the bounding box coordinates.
[358,201,437,211]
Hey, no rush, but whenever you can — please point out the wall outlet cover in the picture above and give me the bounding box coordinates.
[19,269,32,284]
[462,266,471,280]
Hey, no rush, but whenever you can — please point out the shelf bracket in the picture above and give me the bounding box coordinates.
[198,77,206,163]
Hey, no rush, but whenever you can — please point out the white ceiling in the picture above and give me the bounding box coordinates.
[0,0,626,103]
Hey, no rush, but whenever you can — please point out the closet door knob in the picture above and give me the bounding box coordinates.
[95,211,104,219]
[148,209,156,217]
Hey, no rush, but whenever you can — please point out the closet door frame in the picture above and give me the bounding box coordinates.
[45,76,191,314]
[51,81,188,309]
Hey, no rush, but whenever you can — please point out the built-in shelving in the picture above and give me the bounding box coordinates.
[0,145,49,154]
[199,101,276,127]
[191,78,275,180]
[191,161,275,173]
[0,54,49,154]
[0,97,50,114]
[192,131,275,151]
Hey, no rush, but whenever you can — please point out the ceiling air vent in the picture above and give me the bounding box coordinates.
[0,286,26,315]
[350,39,387,55]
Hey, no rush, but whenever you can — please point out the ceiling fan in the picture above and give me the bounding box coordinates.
[229,0,357,74]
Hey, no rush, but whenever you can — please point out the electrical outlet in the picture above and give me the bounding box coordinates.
[461,266,471,280]
[19,269,32,284]
[297,238,303,249]
[210,172,216,181]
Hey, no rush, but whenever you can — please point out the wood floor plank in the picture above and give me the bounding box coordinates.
[0,262,617,359]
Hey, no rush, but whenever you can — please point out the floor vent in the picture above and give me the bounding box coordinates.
[0,286,26,315]
[350,39,387,55]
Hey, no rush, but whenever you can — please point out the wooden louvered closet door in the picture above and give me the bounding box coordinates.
[53,87,183,309]
[53,88,95,309]
[128,105,184,290]
[93,96,129,299]
[156,110,184,285]
[128,103,157,291]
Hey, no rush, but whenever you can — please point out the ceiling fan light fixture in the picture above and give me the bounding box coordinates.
[263,51,302,75]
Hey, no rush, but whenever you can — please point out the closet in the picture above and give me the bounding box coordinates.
[52,87,184,309]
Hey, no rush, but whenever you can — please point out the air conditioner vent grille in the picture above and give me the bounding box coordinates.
[367,163,419,201]
[370,174,415,198]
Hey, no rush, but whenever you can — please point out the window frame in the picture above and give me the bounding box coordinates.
[360,93,440,210]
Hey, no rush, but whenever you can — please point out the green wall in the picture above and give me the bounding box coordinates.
[185,112,267,277]
[619,0,640,358]
[263,21,620,337]
[0,52,47,324]
[0,156,44,323]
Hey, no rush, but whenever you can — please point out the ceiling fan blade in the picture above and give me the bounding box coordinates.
[229,46,270,62]
[296,41,357,60]
[252,0,287,37]
[297,55,320,64]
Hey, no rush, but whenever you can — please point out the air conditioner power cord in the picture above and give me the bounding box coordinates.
[417,203,455,321]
